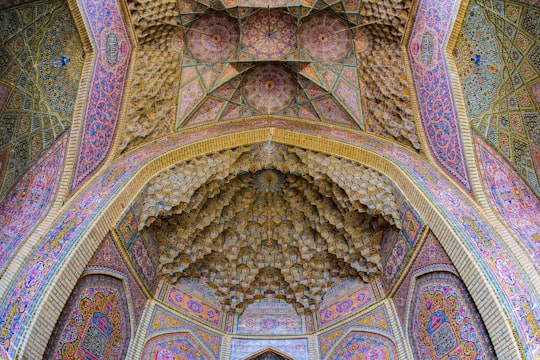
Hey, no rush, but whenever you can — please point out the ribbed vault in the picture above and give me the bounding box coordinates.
[137,143,401,313]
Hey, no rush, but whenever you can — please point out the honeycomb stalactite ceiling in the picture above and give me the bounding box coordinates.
[359,46,420,149]
[136,143,402,314]
[119,29,183,152]
[121,0,420,153]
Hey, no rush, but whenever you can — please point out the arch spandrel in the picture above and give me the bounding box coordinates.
[0,120,536,359]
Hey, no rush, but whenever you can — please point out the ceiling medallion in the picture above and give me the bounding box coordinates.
[243,63,296,113]
[254,169,285,193]
[186,12,239,62]
[241,9,297,60]
[299,12,352,62]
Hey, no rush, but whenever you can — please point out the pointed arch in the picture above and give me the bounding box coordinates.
[0,120,534,358]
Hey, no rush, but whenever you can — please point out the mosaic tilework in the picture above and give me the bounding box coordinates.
[225,312,235,333]
[381,202,425,290]
[518,0,540,6]
[408,0,471,192]
[1,118,538,358]
[408,271,495,359]
[0,1,37,11]
[0,345,8,360]
[455,2,501,118]
[237,301,302,335]
[318,282,375,328]
[115,206,159,290]
[318,305,393,359]
[326,331,399,360]
[70,0,131,192]
[392,232,456,326]
[157,282,222,328]
[474,133,540,266]
[0,83,10,111]
[0,131,67,274]
[142,333,215,360]
[147,306,222,358]
[0,0,83,198]
[44,274,131,360]
[230,338,309,360]
[86,233,147,325]
[455,0,540,197]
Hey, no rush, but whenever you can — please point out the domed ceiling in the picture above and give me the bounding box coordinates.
[136,143,401,314]
[121,0,420,152]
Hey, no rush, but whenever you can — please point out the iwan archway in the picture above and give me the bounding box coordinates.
[0,0,539,357]
[1,122,537,359]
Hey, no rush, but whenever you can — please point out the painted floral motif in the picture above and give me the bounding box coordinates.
[409,272,495,360]
[318,284,375,327]
[380,202,424,289]
[87,234,147,325]
[474,133,540,266]
[230,338,309,360]
[142,333,213,360]
[0,132,67,273]
[147,307,222,357]
[408,0,471,191]
[237,301,302,335]
[129,233,158,289]
[318,306,392,359]
[328,332,398,360]
[165,285,221,327]
[70,0,131,192]
[44,275,131,360]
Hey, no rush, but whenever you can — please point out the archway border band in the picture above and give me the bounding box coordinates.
[0,120,536,358]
